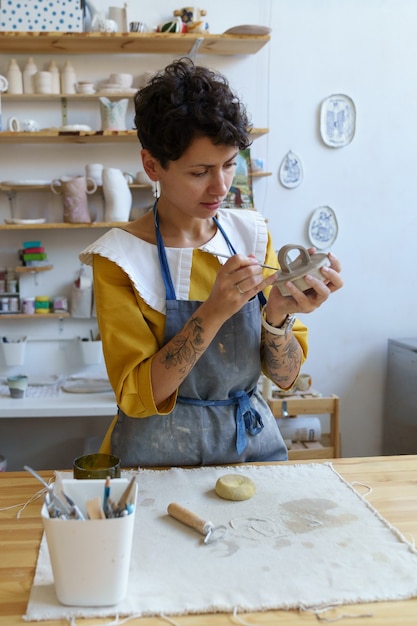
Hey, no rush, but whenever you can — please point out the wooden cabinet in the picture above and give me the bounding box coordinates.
[267,395,340,460]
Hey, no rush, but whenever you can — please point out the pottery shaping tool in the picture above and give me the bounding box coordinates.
[167,502,227,544]
[207,251,280,271]
[115,475,136,513]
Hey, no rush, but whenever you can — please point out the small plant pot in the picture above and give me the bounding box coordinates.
[78,339,103,365]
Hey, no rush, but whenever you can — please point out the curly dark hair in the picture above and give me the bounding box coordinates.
[133,58,252,168]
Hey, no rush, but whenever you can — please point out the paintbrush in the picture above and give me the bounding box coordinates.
[207,251,280,272]
[86,496,106,519]
[115,475,136,512]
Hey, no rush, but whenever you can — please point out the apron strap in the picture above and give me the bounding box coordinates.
[213,215,237,255]
[153,201,177,301]
[213,215,267,308]
[177,389,264,455]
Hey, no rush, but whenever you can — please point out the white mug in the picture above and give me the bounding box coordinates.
[110,72,133,89]
[8,116,20,131]
[35,71,52,95]
[0,74,8,93]
[123,172,134,184]
[76,82,95,94]
[295,373,312,392]
[85,163,103,186]
[135,171,150,185]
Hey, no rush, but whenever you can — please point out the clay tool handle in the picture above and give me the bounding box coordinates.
[167,502,213,536]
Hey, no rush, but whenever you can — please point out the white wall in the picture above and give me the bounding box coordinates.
[264,0,417,457]
[1,0,416,456]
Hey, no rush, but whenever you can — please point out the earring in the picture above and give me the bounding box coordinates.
[153,181,160,198]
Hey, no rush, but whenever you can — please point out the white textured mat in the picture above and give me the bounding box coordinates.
[24,463,417,621]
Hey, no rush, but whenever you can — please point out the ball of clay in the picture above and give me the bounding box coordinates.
[215,474,256,501]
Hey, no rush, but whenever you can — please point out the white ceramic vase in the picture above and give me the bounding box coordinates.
[99,97,129,131]
[23,57,38,94]
[6,59,23,94]
[102,168,132,222]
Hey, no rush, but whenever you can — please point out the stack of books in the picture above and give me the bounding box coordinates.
[19,240,49,267]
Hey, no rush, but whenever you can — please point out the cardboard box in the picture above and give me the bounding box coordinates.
[0,0,84,32]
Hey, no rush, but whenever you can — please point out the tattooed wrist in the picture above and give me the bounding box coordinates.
[263,334,301,388]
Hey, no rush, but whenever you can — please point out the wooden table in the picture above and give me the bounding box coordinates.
[1,455,417,625]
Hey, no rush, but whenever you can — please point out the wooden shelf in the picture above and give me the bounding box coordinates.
[0,183,151,192]
[0,130,137,144]
[267,394,340,460]
[0,31,270,56]
[0,312,70,319]
[2,92,137,101]
[14,265,53,273]
[0,221,126,231]
[0,127,268,145]
[252,171,272,178]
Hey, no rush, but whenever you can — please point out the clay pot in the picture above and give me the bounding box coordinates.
[51,176,97,223]
[274,244,329,296]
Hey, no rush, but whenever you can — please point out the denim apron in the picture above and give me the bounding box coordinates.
[111,206,288,467]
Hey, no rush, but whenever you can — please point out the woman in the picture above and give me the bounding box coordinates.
[80,59,343,467]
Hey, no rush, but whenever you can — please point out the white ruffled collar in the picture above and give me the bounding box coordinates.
[79,209,268,314]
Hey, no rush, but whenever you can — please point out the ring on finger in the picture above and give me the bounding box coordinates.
[236,283,244,295]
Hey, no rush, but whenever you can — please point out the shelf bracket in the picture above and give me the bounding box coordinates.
[60,97,68,127]
[186,37,203,62]
[5,189,16,219]
[58,316,65,335]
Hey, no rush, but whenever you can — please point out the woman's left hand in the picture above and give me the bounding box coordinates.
[264,251,343,316]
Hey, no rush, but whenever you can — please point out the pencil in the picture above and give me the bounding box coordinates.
[103,476,111,512]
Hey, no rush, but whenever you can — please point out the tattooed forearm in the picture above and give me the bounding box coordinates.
[160,315,205,375]
[262,333,302,389]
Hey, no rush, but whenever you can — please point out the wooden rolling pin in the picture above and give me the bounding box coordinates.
[167,502,213,537]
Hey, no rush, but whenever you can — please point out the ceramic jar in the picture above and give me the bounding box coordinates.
[102,168,132,222]
[99,97,129,131]
[35,71,52,95]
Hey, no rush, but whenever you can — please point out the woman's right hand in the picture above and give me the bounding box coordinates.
[206,254,269,319]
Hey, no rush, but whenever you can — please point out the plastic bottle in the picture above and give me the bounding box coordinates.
[61,60,77,94]
[48,60,60,94]
[23,57,38,94]
[6,59,23,94]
